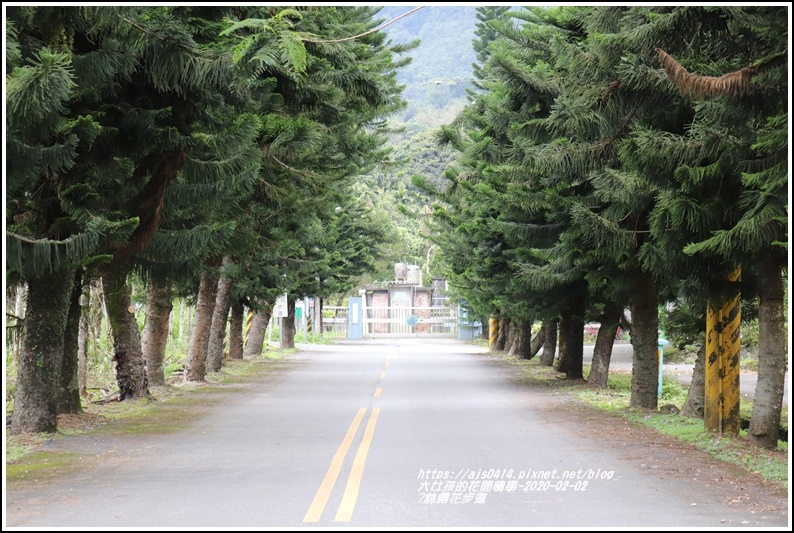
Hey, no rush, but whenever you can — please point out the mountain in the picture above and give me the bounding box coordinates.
[346,6,479,281]
[376,5,478,129]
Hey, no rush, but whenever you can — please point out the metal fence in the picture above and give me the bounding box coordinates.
[321,306,348,338]
[363,305,457,338]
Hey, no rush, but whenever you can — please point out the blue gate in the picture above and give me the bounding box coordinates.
[348,296,363,340]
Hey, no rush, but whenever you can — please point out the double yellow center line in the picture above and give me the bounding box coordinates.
[302,354,392,523]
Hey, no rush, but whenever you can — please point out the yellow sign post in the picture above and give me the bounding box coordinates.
[489,317,499,351]
[704,268,741,434]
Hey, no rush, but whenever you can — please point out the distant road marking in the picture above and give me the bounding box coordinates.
[302,408,366,523]
[335,408,381,522]
[380,371,386,380]
[374,387,382,398]
[385,361,391,367]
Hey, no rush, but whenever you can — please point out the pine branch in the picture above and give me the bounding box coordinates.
[655,48,757,99]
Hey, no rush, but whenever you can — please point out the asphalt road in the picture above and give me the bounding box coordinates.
[5,339,789,528]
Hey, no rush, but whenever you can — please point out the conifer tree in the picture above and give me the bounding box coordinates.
[642,7,788,446]
[6,7,127,432]
[219,6,412,349]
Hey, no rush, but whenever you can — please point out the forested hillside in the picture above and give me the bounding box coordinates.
[353,6,478,281]
[378,5,477,129]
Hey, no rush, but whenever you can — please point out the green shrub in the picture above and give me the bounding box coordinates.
[661,376,688,404]
[659,301,704,350]
[740,318,760,351]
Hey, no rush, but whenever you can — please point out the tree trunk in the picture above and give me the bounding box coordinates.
[59,269,83,414]
[206,256,234,373]
[183,260,221,382]
[228,301,244,360]
[141,277,173,387]
[178,299,186,342]
[506,321,518,356]
[78,291,88,397]
[539,319,558,366]
[495,318,509,352]
[556,298,585,379]
[517,319,534,359]
[748,256,786,449]
[244,307,272,358]
[87,279,103,359]
[281,298,297,349]
[588,303,622,388]
[317,297,325,334]
[530,322,546,359]
[681,342,706,418]
[12,284,26,364]
[11,269,74,434]
[102,270,150,400]
[629,270,659,409]
[555,313,570,374]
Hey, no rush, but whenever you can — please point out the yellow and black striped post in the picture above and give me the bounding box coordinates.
[244,311,254,345]
[704,268,741,435]
[489,317,499,352]
[307,312,313,333]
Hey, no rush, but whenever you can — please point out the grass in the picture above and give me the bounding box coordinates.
[485,348,789,489]
[5,345,297,469]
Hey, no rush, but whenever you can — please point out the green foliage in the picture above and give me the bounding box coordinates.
[659,301,704,350]
[740,318,760,351]
[660,377,688,404]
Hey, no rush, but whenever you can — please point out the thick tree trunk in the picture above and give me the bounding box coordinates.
[141,277,173,387]
[539,319,558,366]
[244,307,273,358]
[516,319,534,359]
[629,270,659,409]
[206,256,234,373]
[588,303,622,388]
[506,321,519,356]
[681,342,706,418]
[228,301,244,360]
[495,317,509,351]
[59,270,83,414]
[11,269,74,434]
[102,270,150,400]
[748,256,786,449]
[556,299,585,379]
[530,322,546,359]
[281,298,297,349]
[183,261,221,382]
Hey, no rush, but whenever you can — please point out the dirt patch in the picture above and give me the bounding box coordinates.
[56,413,109,434]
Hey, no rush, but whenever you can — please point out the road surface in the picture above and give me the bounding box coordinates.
[5,339,788,528]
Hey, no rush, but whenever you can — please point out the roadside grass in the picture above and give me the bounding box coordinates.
[487,349,788,488]
[5,345,297,467]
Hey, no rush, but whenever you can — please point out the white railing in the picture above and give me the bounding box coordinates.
[322,306,348,337]
[362,304,457,338]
